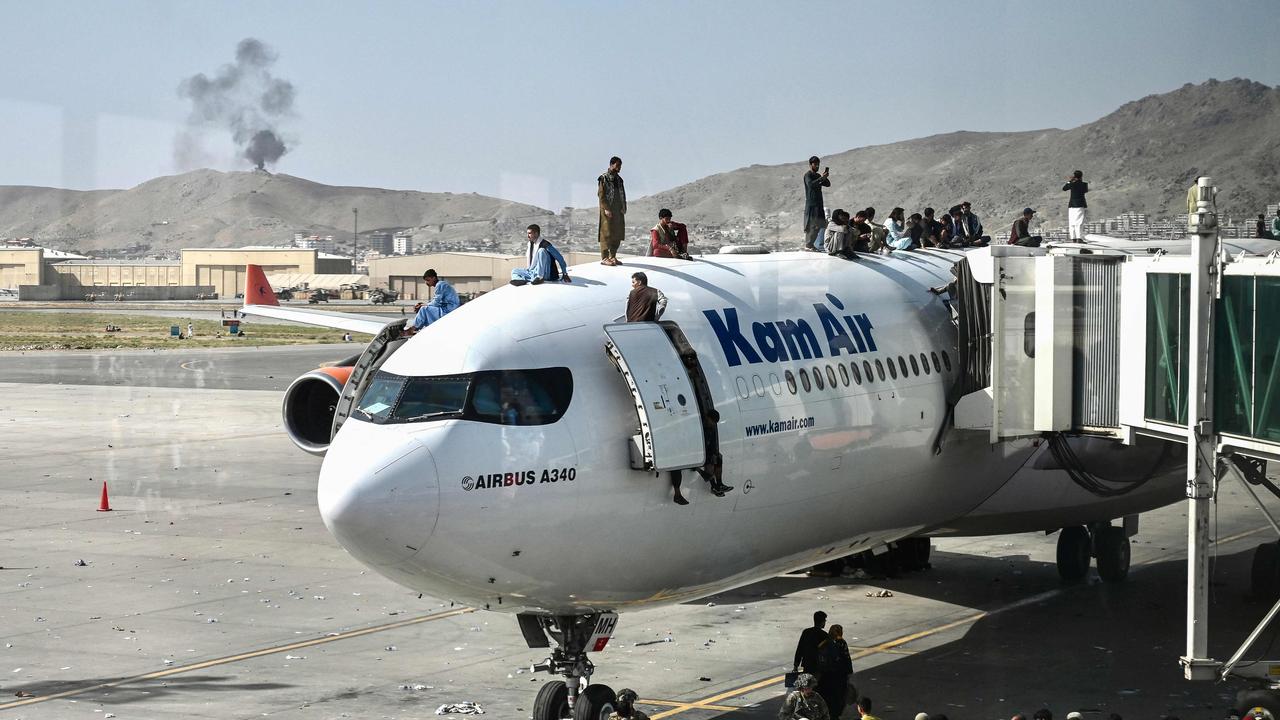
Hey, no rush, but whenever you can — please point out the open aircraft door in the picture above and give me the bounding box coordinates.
[604,322,709,472]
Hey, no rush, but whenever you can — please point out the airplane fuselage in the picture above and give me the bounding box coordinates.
[316,249,1182,614]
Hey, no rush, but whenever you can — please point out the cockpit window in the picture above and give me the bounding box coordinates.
[353,367,572,426]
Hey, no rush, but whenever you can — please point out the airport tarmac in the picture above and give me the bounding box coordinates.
[2,345,1278,720]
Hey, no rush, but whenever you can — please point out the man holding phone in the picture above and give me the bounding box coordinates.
[1063,170,1089,241]
[803,156,831,251]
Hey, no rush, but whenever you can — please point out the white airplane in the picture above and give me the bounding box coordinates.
[241,246,1191,720]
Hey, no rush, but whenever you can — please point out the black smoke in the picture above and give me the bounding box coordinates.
[177,38,295,170]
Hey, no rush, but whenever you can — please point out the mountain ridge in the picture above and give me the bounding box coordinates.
[2,78,1277,252]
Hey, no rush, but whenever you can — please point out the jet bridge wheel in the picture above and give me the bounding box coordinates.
[533,680,570,720]
[1056,526,1092,582]
[1094,525,1131,583]
[572,684,617,720]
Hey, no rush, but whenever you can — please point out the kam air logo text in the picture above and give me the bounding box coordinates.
[461,467,577,491]
[703,293,878,368]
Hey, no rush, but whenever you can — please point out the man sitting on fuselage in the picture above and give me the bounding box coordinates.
[511,224,571,286]
[650,208,692,259]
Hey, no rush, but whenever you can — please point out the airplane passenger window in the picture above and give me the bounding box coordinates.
[898,356,909,378]
[920,353,930,375]
[769,372,783,395]
[752,375,766,398]
[887,359,898,380]
[875,359,886,381]
[910,354,920,376]
[812,367,825,390]
[851,362,862,385]
[826,365,838,388]
[942,351,953,373]
[785,370,797,394]
[931,352,942,373]
[799,368,812,392]
[735,376,751,400]
[838,364,849,387]
[863,361,874,384]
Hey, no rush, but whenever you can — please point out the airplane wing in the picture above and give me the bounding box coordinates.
[240,264,403,336]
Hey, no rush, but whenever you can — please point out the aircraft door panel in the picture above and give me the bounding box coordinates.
[603,322,707,472]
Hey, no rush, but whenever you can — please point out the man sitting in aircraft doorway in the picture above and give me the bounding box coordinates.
[404,269,459,335]
[650,209,692,259]
[511,224,571,286]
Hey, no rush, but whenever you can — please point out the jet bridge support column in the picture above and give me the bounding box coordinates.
[1181,176,1221,681]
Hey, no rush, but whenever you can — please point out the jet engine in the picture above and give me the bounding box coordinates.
[281,322,409,456]
[282,366,354,456]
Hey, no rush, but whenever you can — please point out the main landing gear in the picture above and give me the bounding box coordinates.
[1055,520,1133,583]
[520,612,620,720]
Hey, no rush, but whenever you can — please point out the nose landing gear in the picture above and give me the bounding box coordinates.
[521,612,619,720]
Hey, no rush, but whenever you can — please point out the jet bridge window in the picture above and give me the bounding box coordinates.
[1145,273,1190,425]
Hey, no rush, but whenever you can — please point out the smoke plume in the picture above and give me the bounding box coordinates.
[177,38,296,170]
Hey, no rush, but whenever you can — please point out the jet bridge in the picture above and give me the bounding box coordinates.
[947,176,1280,700]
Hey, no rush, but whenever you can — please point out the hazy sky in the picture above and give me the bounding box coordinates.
[3,0,1277,209]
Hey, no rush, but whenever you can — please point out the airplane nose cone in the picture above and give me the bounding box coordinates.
[317,424,440,568]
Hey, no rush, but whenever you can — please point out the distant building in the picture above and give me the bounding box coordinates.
[393,233,414,255]
[293,234,337,253]
[367,231,394,255]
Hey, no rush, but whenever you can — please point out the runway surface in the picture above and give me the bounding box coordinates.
[1,344,1277,719]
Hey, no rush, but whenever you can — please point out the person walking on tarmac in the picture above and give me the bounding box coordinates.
[793,611,829,675]
[816,624,855,719]
[779,674,831,720]
[608,688,649,720]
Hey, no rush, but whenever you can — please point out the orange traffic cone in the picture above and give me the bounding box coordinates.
[97,481,112,512]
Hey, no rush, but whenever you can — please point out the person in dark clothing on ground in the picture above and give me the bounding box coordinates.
[779,673,830,720]
[1033,708,1054,720]
[816,624,855,718]
[1009,207,1043,247]
[1064,170,1089,240]
[793,610,829,674]
[803,156,831,251]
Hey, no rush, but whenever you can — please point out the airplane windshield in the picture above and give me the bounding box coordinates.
[353,368,572,426]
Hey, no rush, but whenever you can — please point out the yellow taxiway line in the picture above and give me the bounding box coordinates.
[0,607,475,711]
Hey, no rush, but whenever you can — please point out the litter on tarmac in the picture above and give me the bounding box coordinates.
[435,701,485,714]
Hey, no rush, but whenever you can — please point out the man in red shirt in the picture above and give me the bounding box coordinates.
[650,208,691,259]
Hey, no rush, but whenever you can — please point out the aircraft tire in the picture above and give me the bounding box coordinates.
[572,683,617,720]
[1236,688,1280,717]
[1250,542,1280,600]
[533,680,569,720]
[1094,526,1131,583]
[1056,526,1091,582]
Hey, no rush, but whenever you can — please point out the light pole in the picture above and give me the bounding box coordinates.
[352,207,359,267]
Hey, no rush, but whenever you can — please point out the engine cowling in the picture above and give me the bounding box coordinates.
[282,366,354,456]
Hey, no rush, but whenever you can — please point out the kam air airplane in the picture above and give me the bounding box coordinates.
[241,244,1187,720]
